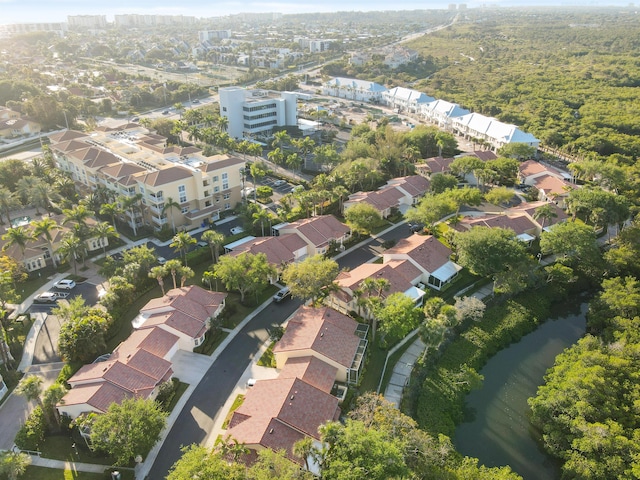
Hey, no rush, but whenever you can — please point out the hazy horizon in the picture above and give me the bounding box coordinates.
[1,0,635,25]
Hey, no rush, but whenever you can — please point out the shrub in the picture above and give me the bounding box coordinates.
[14,406,47,451]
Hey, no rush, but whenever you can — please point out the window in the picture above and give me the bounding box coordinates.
[214,186,219,193]
[178,185,187,203]
[204,190,209,197]
[213,176,219,182]
[222,182,229,190]
[215,196,220,203]
[221,172,228,180]
[205,200,211,207]
[224,203,231,210]
[181,207,189,214]
[223,193,230,200]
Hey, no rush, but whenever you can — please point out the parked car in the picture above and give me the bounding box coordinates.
[273,179,287,187]
[130,116,140,122]
[157,256,167,265]
[196,241,208,248]
[273,286,291,303]
[246,378,257,387]
[54,279,76,290]
[34,292,58,304]
[230,226,245,235]
[192,99,200,104]
[162,110,169,115]
[408,223,423,233]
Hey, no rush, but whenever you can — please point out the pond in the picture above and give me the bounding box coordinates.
[454,302,588,480]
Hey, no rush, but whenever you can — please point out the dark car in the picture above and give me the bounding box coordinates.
[162,110,169,115]
[408,223,423,233]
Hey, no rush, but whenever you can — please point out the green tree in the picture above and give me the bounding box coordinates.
[161,196,181,235]
[165,259,183,290]
[344,202,383,237]
[405,193,456,228]
[282,255,339,303]
[16,375,43,409]
[91,221,119,256]
[166,445,245,480]
[0,186,20,226]
[56,233,87,274]
[99,201,123,233]
[89,398,167,465]
[170,230,196,265]
[31,217,60,267]
[376,292,424,348]
[58,309,112,363]
[430,173,458,194]
[484,186,514,207]
[201,230,224,263]
[0,451,31,480]
[539,221,601,273]
[454,227,528,279]
[214,252,276,303]
[149,265,168,296]
[497,143,536,160]
[1,226,34,257]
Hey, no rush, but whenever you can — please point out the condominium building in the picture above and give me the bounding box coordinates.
[48,124,245,232]
[218,87,298,140]
[67,15,107,29]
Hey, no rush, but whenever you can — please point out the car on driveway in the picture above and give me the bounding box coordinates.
[157,256,167,265]
[34,292,58,304]
[54,279,76,290]
[408,223,423,233]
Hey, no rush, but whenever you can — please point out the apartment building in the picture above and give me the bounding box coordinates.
[49,124,245,232]
[218,87,298,140]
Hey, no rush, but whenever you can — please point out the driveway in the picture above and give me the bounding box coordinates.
[146,298,302,478]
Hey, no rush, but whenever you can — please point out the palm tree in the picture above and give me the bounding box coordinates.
[271,130,290,150]
[1,226,34,258]
[252,209,271,237]
[170,231,196,265]
[119,193,143,236]
[0,451,31,480]
[216,115,229,132]
[333,185,349,214]
[202,270,217,291]
[533,203,558,230]
[92,221,119,256]
[56,233,87,275]
[360,277,390,340]
[16,176,38,210]
[286,153,302,177]
[16,375,44,408]
[149,265,168,295]
[43,383,67,429]
[62,204,94,232]
[179,265,194,287]
[99,202,123,233]
[0,187,20,226]
[162,197,181,235]
[31,179,58,213]
[201,230,224,263]
[31,218,60,268]
[249,163,266,202]
[293,437,314,471]
[165,259,183,290]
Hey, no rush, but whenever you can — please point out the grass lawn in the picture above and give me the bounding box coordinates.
[23,465,135,480]
[39,435,115,466]
[165,381,189,413]
[359,340,389,393]
[193,329,228,356]
[221,394,245,429]
[17,268,57,301]
[256,341,276,368]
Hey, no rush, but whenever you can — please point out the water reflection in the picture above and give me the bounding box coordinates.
[454,303,587,480]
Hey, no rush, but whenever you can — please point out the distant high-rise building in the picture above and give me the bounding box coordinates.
[3,22,67,37]
[198,30,231,42]
[114,14,195,28]
[67,15,107,29]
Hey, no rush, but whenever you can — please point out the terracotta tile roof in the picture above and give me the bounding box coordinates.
[228,236,297,265]
[279,356,338,393]
[470,150,498,161]
[140,165,192,186]
[533,174,576,197]
[58,382,132,413]
[99,162,146,180]
[424,156,454,174]
[199,154,244,172]
[388,175,431,197]
[111,348,172,381]
[50,139,91,154]
[508,201,568,225]
[384,234,453,273]
[115,327,179,359]
[228,377,340,448]
[458,213,538,235]
[335,260,419,298]
[139,286,226,339]
[102,360,164,393]
[283,215,350,248]
[48,130,88,144]
[347,187,404,213]
[273,306,360,368]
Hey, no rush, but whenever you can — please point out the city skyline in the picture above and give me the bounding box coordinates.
[0,0,632,24]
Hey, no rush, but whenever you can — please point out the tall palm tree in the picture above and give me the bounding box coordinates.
[43,383,67,429]
[249,163,266,202]
[216,115,229,132]
[179,265,194,287]
[99,202,123,233]
[16,375,44,408]
[32,217,60,268]
[62,204,94,228]
[0,187,20,226]
[360,277,390,340]
[252,209,271,237]
[56,233,87,275]
[202,270,217,291]
[119,193,143,236]
[91,221,119,256]
[533,203,558,230]
[165,259,182,290]
[201,230,224,263]
[0,451,31,480]
[1,226,34,258]
[293,437,314,472]
[162,197,181,235]
[31,179,58,213]
[16,176,38,208]
[333,185,349,214]
[170,231,196,265]
[149,265,168,295]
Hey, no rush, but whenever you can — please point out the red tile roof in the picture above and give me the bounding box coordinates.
[273,306,360,368]
[279,356,338,393]
[458,213,538,235]
[424,156,454,174]
[335,260,420,298]
[282,215,351,248]
[384,234,454,273]
[228,236,299,266]
[58,382,132,413]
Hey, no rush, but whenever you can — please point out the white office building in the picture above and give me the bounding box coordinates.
[219,87,298,140]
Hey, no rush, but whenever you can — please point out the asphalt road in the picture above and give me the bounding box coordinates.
[147,297,302,479]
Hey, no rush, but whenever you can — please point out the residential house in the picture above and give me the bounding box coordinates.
[518,160,576,208]
[272,215,351,257]
[419,100,470,131]
[49,124,245,231]
[419,156,455,176]
[273,306,368,385]
[134,286,227,351]
[452,112,540,151]
[344,175,430,217]
[322,77,387,103]
[382,87,434,113]
[58,326,179,419]
[0,107,40,139]
[226,374,339,469]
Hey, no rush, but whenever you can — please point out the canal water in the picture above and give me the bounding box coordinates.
[454,302,588,480]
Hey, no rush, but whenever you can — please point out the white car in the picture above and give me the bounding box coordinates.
[230,226,245,235]
[273,287,291,303]
[273,179,286,187]
[54,279,76,290]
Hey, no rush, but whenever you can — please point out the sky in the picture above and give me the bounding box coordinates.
[0,0,632,24]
